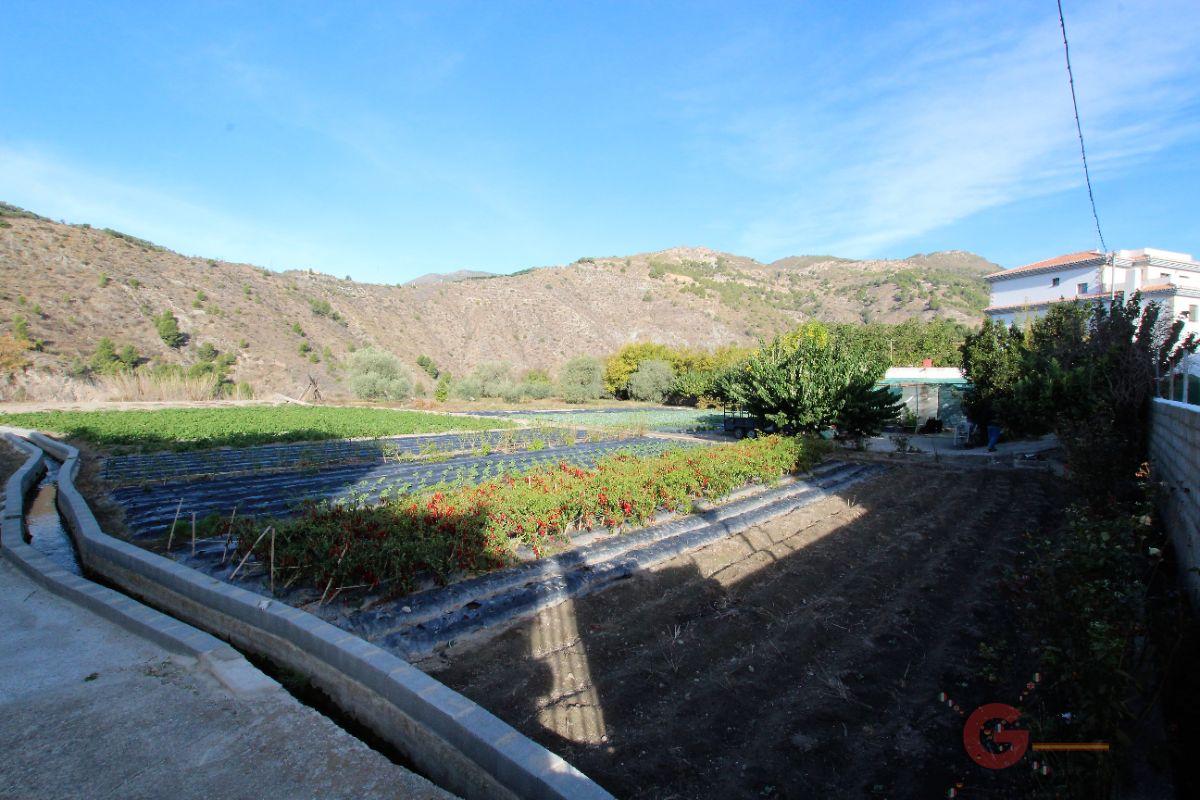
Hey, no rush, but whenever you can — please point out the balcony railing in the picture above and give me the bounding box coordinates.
[1161,353,1200,406]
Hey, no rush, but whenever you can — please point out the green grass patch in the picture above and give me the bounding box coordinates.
[237,435,826,595]
[0,405,512,451]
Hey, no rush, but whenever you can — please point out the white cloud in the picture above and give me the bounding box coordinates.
[689,1,1200,258]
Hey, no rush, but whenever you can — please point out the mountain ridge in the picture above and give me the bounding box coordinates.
[0,202,996,400]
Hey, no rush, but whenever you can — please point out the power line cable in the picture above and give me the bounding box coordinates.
[1056,0,1107,255]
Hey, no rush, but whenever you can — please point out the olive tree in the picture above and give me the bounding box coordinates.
[558,356,604,403]
[345,347,412,401]
[626,359,674,403]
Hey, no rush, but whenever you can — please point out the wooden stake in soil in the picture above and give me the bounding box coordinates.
[191,513,197,557]
[166,499,183,551]
[318,544,350,606]
[219,505,239,565]
[269,527,276,594]
[229,526,272,581]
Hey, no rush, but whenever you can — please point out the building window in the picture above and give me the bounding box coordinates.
[1161,272,1172,279]
[1077,282,1089,295]
[1051,277,1060,287]
[1190,304,1199,321]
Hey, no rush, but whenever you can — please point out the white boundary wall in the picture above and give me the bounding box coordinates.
[1150,399,1200,611]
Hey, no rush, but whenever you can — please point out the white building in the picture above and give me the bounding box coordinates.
[985,248,1200,336]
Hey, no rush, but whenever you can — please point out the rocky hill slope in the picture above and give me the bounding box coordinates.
[0,203,996,399]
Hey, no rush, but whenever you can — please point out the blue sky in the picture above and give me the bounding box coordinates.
[2,1,1198,282]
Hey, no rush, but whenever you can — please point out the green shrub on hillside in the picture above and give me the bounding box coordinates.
[89,339,140,375]
[416,354,439,379]
[154,310,185,348]
[118,344,140,371]
[522,368,551,384]
[521,380,554,400]
[11,315,30,342]
[345,346,412,401]
[187,342,236,384]
[307,297,345,323]
[90,338,120,374]
[435,374,452,402]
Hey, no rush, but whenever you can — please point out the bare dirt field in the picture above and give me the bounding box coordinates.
[429,463,1061,799]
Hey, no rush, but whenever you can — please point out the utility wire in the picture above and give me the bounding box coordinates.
[1056,0,1107,256]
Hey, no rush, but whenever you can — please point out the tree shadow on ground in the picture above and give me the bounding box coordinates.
[436,467,1070,799]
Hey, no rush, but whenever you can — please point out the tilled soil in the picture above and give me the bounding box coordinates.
[429,464,1060,799]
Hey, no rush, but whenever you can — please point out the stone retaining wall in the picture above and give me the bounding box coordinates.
[1150,399,1200,610]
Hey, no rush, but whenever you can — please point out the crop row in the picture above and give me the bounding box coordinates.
[102,426,595,484]
[113,437,684,538]
[231,435,825,597]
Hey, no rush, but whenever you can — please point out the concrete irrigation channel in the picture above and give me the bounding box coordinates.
[111,435,691,539]
[9,430,617,800]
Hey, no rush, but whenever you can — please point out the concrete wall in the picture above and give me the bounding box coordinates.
[1149,399,1200,610]
[989,263,1106,309]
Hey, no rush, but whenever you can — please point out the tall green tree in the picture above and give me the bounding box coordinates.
[722,324,900,437]
[828,318,971,368]
[1045,295,1196,505]
[960,320,1029,430]
[961,295,1198,506]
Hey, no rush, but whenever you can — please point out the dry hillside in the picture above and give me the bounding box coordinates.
[0,203,996,400]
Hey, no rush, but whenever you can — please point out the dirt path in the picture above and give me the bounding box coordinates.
[429,465,1059,799]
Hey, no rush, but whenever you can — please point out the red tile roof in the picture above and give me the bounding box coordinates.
[986,250,1104,281]
[1138,283,1178,293]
